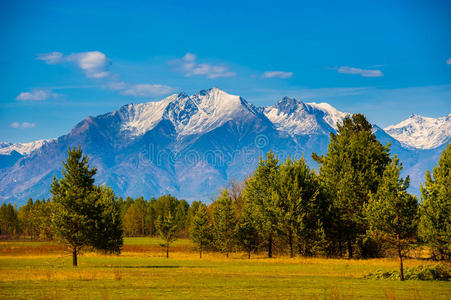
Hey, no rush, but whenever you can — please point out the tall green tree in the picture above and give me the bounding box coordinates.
[419,143,451,261]
[244,150,280,258]
[51,146,123,266]
[313,114,390,258]
[0,203,20,238]
[154,194,188,258]
[365,157,418,281]
[190,203,212,258]
[92,186,123,254]
[276,156,324,257]
[51,146,98,266]
[236,202,260,259]
[213,189,237,258]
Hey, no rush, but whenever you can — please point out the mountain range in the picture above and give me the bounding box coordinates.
[1,88,449,205]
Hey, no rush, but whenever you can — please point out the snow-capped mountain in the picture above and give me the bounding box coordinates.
[0,139,53,155]
[385,114,451,149]
[264,97,350,135]
[0,88,447,204]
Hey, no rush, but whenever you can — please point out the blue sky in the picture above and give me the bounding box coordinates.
[1,0,450,143]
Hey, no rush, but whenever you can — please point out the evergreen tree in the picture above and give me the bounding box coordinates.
[244,150,280,258]
[213,189,237,258]
[92,186,123,254]
[236,202,260,259]
[276,156,324,257]
[365,157,418,281]
[0,203,20,238]
[190,204,212,258]
[51,146,123,266]
[51,146,98,266]
[419,143,451,261]
[156,211,179,258]
[313,114,390,258]
[154,194,188,258]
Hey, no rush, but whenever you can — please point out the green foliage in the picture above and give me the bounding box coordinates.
[244,150,280,257]
[364,264,450,281]
[154,194,188,257]
[313,114,391,258]
[419,143,451,261]
[213,189,237,257]
[236,202,260,259]
[365,156,418,280]
[0,203,20,237]
[51,146,123,265]
[92,186,123,254]
[189,203,212,258]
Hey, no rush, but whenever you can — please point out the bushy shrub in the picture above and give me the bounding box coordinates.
[364,264,450,281]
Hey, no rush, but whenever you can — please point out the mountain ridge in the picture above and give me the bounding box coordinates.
[1,88,449,204]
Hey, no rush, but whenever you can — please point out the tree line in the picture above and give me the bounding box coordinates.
[0,114,449,278]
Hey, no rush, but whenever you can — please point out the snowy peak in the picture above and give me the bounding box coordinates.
[0,139,53,155]
[385,113,451,149]
[264,97,349,135]
[119,88,260,137]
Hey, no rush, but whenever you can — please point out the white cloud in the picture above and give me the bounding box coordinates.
[121,84,174,97]
[447,57,451,65]
[337,66,383,77]
[169,53,236,79]
[10,122,36,129]
[37,52,64,64]
[37,51,110,78]
[16,89,57,101]
[262,71,293,79]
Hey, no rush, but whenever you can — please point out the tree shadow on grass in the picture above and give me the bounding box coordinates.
[96,265,209,269]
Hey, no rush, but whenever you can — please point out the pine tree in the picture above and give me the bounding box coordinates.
[92,186,123,254]
[236,202,260,259]
[419,143,451,261]
[365,157,418,281]
[276,156,324,257]
[190,204,212,258]
[51,146,98,266]
[313,114,390,258]
[244,150,280,258]
[213,189,237,258]
[156,211,179,258]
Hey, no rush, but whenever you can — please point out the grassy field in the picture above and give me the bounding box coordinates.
[0,238,449,299]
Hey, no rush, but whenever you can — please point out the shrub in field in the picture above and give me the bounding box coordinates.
[364,264,450,281]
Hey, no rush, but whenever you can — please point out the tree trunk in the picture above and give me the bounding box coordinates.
[248,249,251,259]
[347,239,353,259]
[289,230,294,258]
[268,234,273,258]
[72,248,78,267]
[200,245,202,259]
[397,239,404,281]
[166,244,169,258]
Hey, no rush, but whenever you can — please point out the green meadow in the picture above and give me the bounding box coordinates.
[0,238,449,299]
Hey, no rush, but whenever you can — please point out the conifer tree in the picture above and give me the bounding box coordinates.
[156,211,178,258]
[313,114,390,258]
[365,157,418,281]
[236,202,260,259]
[419,143,451,261]
[213,189,236,258]
[190,204,212,258]
[51,146,98,266]
[92,186,123,254]
[244,150,280,258]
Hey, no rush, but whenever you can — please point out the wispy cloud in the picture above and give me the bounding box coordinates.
[261,71,293,79]
[447,57,451,65]
[37,51,110,78]
[169,53,236,79]
[336,66,383,77]
[16,89,57,101]
[120,84,174,97]
[10,122,36,129]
